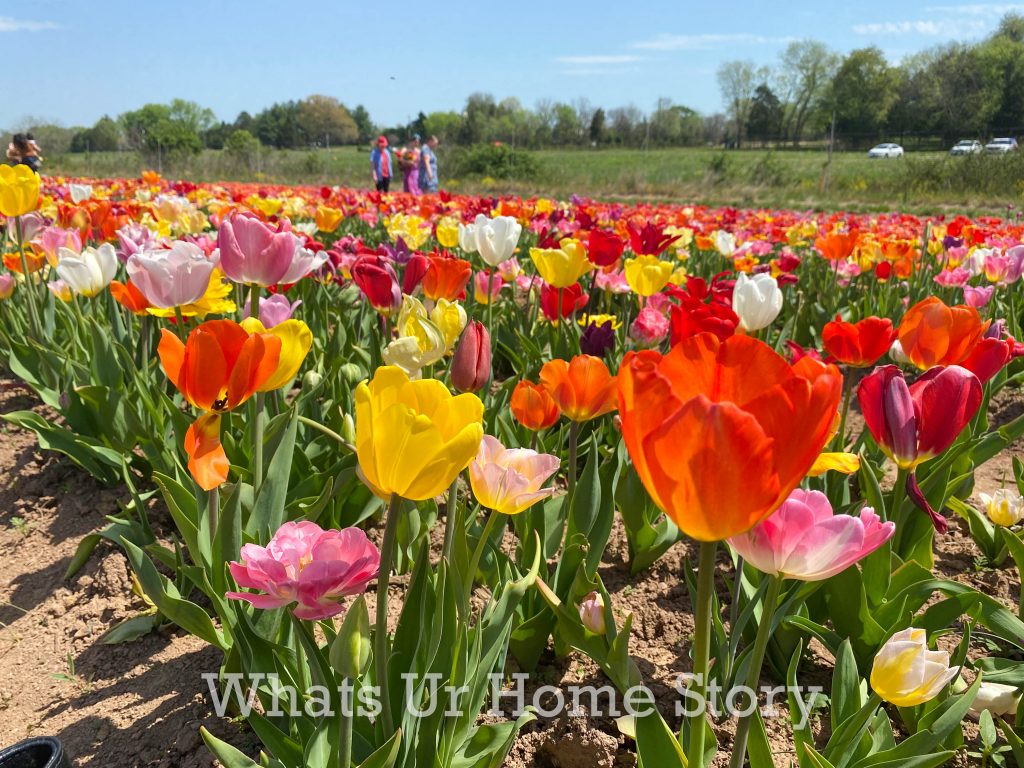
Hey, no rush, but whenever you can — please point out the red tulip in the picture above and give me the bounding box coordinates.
[450,320,491,393]
[670,299,738,345]
[587,229,625,267]
[627,220,680,256]
[822,316,896,367]
[351,253,401,315]
[540,282,588,322]
[959,336,1021,384]
[402,252,429,295]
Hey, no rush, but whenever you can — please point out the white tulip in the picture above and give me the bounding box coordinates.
[458,219,479,253]
[279,239,328,284]
[69,184,93,204]
[870,628,959,707]
[55,244,118,297]
[889,339,910,364]
[475,215,522,267]
[969,681,1020,719]
[712,230,736,257]
[732,272,783,332]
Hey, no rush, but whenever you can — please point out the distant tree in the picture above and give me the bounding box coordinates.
[551,103,581,145]
[589,108,607,145]
[828,47,898,144]
[225,129,262,170]
[422,111,462,144]
[70,116,121,152]
[717,60,765,147]
[120,103,202,156]
[608,105,643,146]
[703,113,729,145]
[350,104,375,143]
[296,95,358,146]
[251,101,302,148]
[747,84,784,145]
[776,40,838,144]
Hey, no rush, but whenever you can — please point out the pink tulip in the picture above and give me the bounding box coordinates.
[963,285,995,308]
[244,293,302,328]
[127,241,217,309]
[450,320,491,393]
[729,489,894,581]
[468,435,560,515]
[217,212,297,287]
[116,223,159,262]
[0,273,14,299]
[933,267,971,288]
[630,305,670,347]
[473,270,504,305]
[33,226,81,266]
[227,521,380,620]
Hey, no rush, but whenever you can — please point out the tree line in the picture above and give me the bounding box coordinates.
[10,14,1024,159]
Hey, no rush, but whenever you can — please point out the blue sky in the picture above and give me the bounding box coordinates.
[1,0,1020,129]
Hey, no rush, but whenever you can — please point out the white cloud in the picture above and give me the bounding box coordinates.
[925,3,1024,14]
[554,55,643,65]
[631,33,787,50]
[0,16,59,32]
[853,19,988,35]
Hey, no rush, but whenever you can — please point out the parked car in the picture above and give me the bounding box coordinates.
[950,140,983,156]
[867,143,904,158]
[985,137,1019,154]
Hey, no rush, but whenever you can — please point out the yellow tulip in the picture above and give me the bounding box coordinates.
[316,205,344,233]
[355,366,484,500]
[435,217,460,249]
[530,238,592,288]
[808,452,860,477]
[148,269,237,318]
[0,165,41,217]
[240,317,313,392]
[623,254,673,296]
[871,628,958,707]
[430,298,467,349]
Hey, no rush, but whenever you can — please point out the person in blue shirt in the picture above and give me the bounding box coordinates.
[370,135,392,192]
[419,135,439,193]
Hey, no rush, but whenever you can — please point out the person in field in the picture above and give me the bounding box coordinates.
[400,135,421,195]
[6,134,42,172]
[419,135,439,193]
[370,135,392,192]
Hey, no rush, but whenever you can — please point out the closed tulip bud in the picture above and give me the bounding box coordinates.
[475,214,522,267]
[732,272,783,332]
[330,595,372,679]
[980,489,1024,527]
[450,320,491,393]
[578,591,606,634]
[402,252,430,295]
[302,369,323,389]
[0,273,14,299]
[871,628,959,707]
[579,320,616,358]
[340,362,363,385]
[0,164,40,217]
[341,412,356,445]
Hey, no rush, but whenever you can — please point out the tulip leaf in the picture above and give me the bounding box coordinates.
[199,727,263,768]
[634,707,686,768]
[357,729,402,768]
[832,639,866,733]
[2,409,122,484]
[248,407,299,540]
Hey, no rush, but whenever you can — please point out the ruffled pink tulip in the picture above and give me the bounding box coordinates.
[729,489,894,581]
[468,435,560,515]
[127,241,217,309]
[217,212,297,287]
[227,521,380,620]
[630,305,670,347]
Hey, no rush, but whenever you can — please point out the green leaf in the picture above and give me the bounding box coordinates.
[199,727,261,768]
[247,408,299,540]
[635,707,687,768]
[358,729,402,768]
[99,611,161,644]
[2,410,122,484]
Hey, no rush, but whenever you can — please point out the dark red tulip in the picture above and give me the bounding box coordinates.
[450,320,491,393]
[579,320,616,358]
[626,220,680,256]
[959,336,1018,384]
[351,253,401,315]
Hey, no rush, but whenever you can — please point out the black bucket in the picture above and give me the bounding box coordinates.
[0,738,72,768]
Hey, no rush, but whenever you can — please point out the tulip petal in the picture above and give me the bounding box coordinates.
[185,413,229,490]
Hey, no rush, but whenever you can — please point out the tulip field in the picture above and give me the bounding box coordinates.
[2,165,1024,768]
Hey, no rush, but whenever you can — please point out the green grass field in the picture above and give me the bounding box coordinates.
[41,146,1024,216]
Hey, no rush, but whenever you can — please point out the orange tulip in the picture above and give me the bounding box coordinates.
[617,333,842,541]
[510,380,560,431]
[110,279,152,315]
[815,231,858,261]
[158,320,282,489]
[422,252,472,301]
[539,355,618,422]
[898,296,989,370]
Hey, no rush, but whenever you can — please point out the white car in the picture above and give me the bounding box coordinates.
[867,143,904,158]
[985,137,1019,154]
[950,140,983,156]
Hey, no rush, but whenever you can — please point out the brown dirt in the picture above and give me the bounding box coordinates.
[0,378,1020,767]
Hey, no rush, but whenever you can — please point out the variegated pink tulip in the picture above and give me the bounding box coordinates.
[227,521,380,620]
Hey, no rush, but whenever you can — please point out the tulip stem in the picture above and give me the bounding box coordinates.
[339,679,354,768]
[687,540,717,766]
[836,370,854,452]
[174,306,187,339]
[567,421,580,499]
[728,575,784,768]
[890,468,909,550]
[442,474,461,563]
[207,485,219,550]
[487,269,495,333]
[466,507,501,595]
[374,493,402,737]
[253,391,265,493]
[12,216,41,338]
[296,415,355,452]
